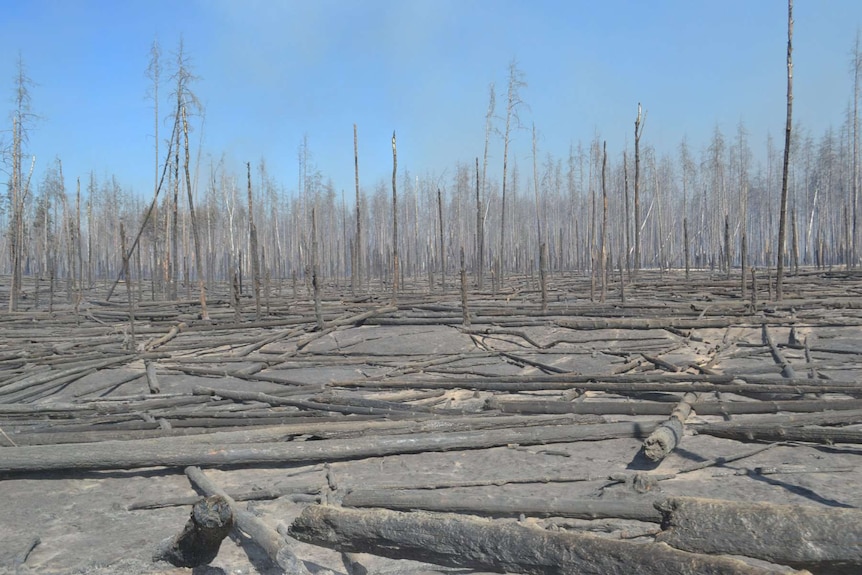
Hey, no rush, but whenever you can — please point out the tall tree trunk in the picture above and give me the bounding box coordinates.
[353,124,361,292]
[623,150,631,279]
[475,157,484,289]
[634,103,645,275]
[8,116,21,312]
[391,131,399,301]
[247,162,261,319]
[776,0,793,300]
[171,120,180,301]
[600,141,608,302]
[438,188,445,291]
[182,105,209,320]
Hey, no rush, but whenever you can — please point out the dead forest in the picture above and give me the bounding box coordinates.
[2,6,862,575]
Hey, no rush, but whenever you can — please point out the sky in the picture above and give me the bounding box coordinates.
[1,0,862,200]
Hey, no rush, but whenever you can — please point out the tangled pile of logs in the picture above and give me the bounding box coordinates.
[1,270,861,574]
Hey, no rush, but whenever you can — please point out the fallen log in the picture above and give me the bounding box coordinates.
[656,496,862,573]
[144,322,187,351]
[0,420,659,473]
[694,424,862,444]
[153,495,233,568]
[289,505,804,575]
[643,392,699,462]
[489,398,862,417]
[342,490,663,523]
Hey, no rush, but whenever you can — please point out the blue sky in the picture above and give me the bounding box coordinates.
[2,0,861,199]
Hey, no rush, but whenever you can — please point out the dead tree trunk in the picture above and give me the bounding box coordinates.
[476,157,484,289]
[600,140,608,301]
[247,162,261,319]
[460,247,470,326]
[776,0,793,300]
[634,103,645,275]
[353,123,362,293]
[290,506,792,575]
[153,495,233,568]
[182,105,208,320]
[656,496,862,572]
[438,188,445,291]
[391,131,399,301]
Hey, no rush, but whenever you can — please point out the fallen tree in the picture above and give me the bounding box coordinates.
[289,505,804,575]
[0,420,658,473]
[656,496,862,573]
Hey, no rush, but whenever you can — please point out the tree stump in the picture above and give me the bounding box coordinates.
[153,495,233,568]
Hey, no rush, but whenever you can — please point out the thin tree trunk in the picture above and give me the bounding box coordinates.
[776,0,793,300]
[438,188,445,291]
[460,247,470,326]
[312,206,323,330]
[353,124,361,293]
[391,131,399,301]
[634,104,644,275]
[247,162,261,319]
[600,141,608,302]
[182,105,208,320]
[475,157,484,289]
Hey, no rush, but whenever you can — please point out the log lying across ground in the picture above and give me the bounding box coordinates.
[0,420,659,473]
[342,490,663,523]
[656,496,862,573]
[289,505,804,575]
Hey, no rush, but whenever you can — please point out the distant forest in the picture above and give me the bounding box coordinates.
[2,14,860,310]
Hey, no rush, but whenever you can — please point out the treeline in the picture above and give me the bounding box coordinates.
[2,39,861,307]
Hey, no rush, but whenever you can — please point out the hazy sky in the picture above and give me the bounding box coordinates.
[1,0,861,199]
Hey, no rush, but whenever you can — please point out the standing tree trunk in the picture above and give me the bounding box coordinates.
[312,206,323,330]
[853,32,861,267]
[776,0,793,300]
[623,150,631,279]
[171,117,180,301]
[475,157,484,290]
[600,141,609,302]
[182,105,208,320]
[247,162,262,319]
[8,115,21,312]
[725,215,731,279]
[353,124,362,293]
[437,188,445,291]
[391,131,399,301]
[634,103,645,275]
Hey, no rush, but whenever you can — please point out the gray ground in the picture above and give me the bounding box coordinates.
[1,270,861,574]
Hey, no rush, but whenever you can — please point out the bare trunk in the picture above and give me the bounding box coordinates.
[182,105,209,320]
[391,131,399,301]
[353,124,361,292]
[776,0,793,300]
[600,141,608,302]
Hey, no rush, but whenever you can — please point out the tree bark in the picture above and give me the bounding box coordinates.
[0,421,657,474]
[776,0,793,300]
[289,506,797,575]
[153,495,233,568]
[657,496,862,573]
[182,104,209,320]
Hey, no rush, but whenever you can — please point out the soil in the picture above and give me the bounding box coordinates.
[1,269,860,574]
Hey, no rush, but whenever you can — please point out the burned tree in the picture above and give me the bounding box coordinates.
[776,0,793,300]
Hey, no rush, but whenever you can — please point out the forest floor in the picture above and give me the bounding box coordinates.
[0,268,861,575]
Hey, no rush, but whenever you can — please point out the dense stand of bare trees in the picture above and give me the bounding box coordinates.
[4,29,862,305]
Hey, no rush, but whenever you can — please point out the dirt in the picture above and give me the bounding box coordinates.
[1,270,861,574]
